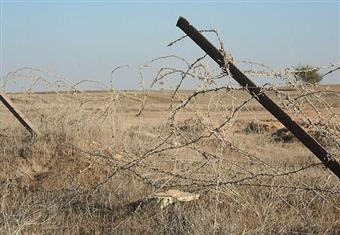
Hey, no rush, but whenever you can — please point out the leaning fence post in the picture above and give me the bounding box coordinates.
[175,16,340,179]
[0,93,40,137]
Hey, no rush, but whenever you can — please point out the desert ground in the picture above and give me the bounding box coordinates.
[0,85,339,234]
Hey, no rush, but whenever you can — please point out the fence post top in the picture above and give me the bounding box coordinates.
[176,16,190,28]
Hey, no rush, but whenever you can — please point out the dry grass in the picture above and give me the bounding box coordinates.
[0,86,339,234]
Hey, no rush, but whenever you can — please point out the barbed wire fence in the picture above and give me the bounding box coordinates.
[0,29,339,230]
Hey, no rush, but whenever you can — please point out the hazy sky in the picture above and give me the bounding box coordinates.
[1,0,339,90]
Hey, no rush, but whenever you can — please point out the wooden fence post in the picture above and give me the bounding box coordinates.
[175,16,340,179]
[0,93,40,136]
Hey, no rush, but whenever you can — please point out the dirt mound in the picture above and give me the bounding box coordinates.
[0,133,115,192]
[270,126,339,147]
[241,119,339,147]
[271,128,296,143]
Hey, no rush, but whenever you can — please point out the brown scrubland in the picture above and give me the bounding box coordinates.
[0,85,339,234]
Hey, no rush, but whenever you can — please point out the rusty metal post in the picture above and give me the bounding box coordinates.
[176,16,340,179]
[0,93,40,136]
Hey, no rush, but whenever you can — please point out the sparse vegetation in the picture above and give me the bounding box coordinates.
[1,44,339,233]
[294,64,322,84]
[0,86,339,234]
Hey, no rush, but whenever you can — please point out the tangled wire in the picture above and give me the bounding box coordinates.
[1,30,339,198]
